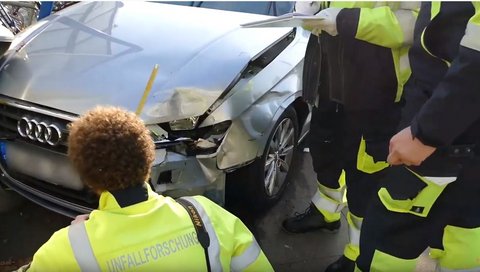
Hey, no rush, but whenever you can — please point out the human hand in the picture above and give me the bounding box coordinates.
[71,214,90,225]
[387,126,436,166]
[295,1,321,15]
[302,7,342,36]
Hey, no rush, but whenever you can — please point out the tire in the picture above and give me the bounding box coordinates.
[226,107,299,211]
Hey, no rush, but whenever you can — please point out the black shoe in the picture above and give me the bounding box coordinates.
[282,203,341,233]
[325,255,355,272]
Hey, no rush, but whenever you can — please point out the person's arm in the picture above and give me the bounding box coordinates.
[336,2,419,48]
[229,217,273,272]
[193,196,273,272]
[26,228,80,272]
[410,3,480,147]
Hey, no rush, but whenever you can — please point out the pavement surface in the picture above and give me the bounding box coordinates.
[253,153,348,271]
[0,152,435,271]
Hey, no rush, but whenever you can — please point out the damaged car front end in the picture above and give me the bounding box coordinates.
[0,1,310,217]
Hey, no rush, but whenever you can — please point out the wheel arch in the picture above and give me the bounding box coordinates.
[254,92,305,158]
[216,91,304,171]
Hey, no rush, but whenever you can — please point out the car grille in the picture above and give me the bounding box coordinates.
[0,101,97,209]
[1,160,99,209]
[0,103,71,154]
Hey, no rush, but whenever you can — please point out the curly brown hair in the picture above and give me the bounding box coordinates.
[68,106,155,192]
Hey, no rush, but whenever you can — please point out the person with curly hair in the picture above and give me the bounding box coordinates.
[20,106,273,272]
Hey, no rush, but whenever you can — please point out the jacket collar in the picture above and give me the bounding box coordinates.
[98,183,157,211]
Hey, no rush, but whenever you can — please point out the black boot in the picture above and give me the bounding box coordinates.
[325,255,355,272]
[282,203,341,233]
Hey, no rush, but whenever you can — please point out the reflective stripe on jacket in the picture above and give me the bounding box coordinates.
[26,185,273,272]
[337,2,418,104]
[319,1,418,111]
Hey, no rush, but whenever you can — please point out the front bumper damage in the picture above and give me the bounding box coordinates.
[149,143,227,206]
[0,97,259,218]
[0,136,229,218]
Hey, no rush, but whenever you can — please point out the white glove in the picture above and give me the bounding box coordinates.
[294,1,321,15]
[303,7,343,36]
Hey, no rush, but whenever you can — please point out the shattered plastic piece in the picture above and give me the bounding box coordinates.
[148,124,168,140]
[196,138,217,149]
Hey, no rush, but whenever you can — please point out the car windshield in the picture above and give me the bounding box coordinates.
[155,1,295,16]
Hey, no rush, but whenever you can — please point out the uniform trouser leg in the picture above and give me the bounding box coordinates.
[338,111,386,262]
[342,168,383,261]
[356,160,480,272]
[309,101,346,222]
[310,106,384,261]
[355,172,434,272]
[308,105,369,225]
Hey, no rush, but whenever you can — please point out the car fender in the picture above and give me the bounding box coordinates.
[253,90,302,158]
[216,71,303,170]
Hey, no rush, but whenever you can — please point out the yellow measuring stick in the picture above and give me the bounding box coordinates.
[136,64,159,115]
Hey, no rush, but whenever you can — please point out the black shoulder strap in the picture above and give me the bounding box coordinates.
[177,198,211,272]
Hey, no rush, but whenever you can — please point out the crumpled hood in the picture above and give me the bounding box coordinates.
[0,1,292,123]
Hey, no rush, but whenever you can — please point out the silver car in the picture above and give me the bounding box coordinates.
[0,1,310,217]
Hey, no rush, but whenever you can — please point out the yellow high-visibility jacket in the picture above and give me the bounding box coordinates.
[318,1,419,110]
[26,185,273,272]
[301,1,419,108]
[321,2,419,172]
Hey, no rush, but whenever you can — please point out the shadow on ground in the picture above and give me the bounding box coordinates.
[226,152,347,271]
[0,190,70,271]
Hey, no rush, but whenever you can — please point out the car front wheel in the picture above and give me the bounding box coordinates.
[227,107,299,210]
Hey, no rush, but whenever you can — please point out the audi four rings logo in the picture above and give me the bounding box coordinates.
[17,117,63,146]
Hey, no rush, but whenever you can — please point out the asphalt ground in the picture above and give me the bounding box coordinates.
[0,152,435,271]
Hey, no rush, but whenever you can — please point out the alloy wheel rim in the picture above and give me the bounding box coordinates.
[264,118,295,197]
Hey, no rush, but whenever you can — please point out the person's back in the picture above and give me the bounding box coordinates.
[22,106,273,272]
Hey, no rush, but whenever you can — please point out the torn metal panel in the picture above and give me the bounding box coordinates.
[216,121,259,170]
[194,28,307,170]
[198,30,297,123]
[215,64,304,170]
[150,151,225,205]
[201,28,307,127]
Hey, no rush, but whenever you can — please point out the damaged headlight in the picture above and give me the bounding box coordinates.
[168,120,231,141]
[148,124,168,142]
[155,120,232,156]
